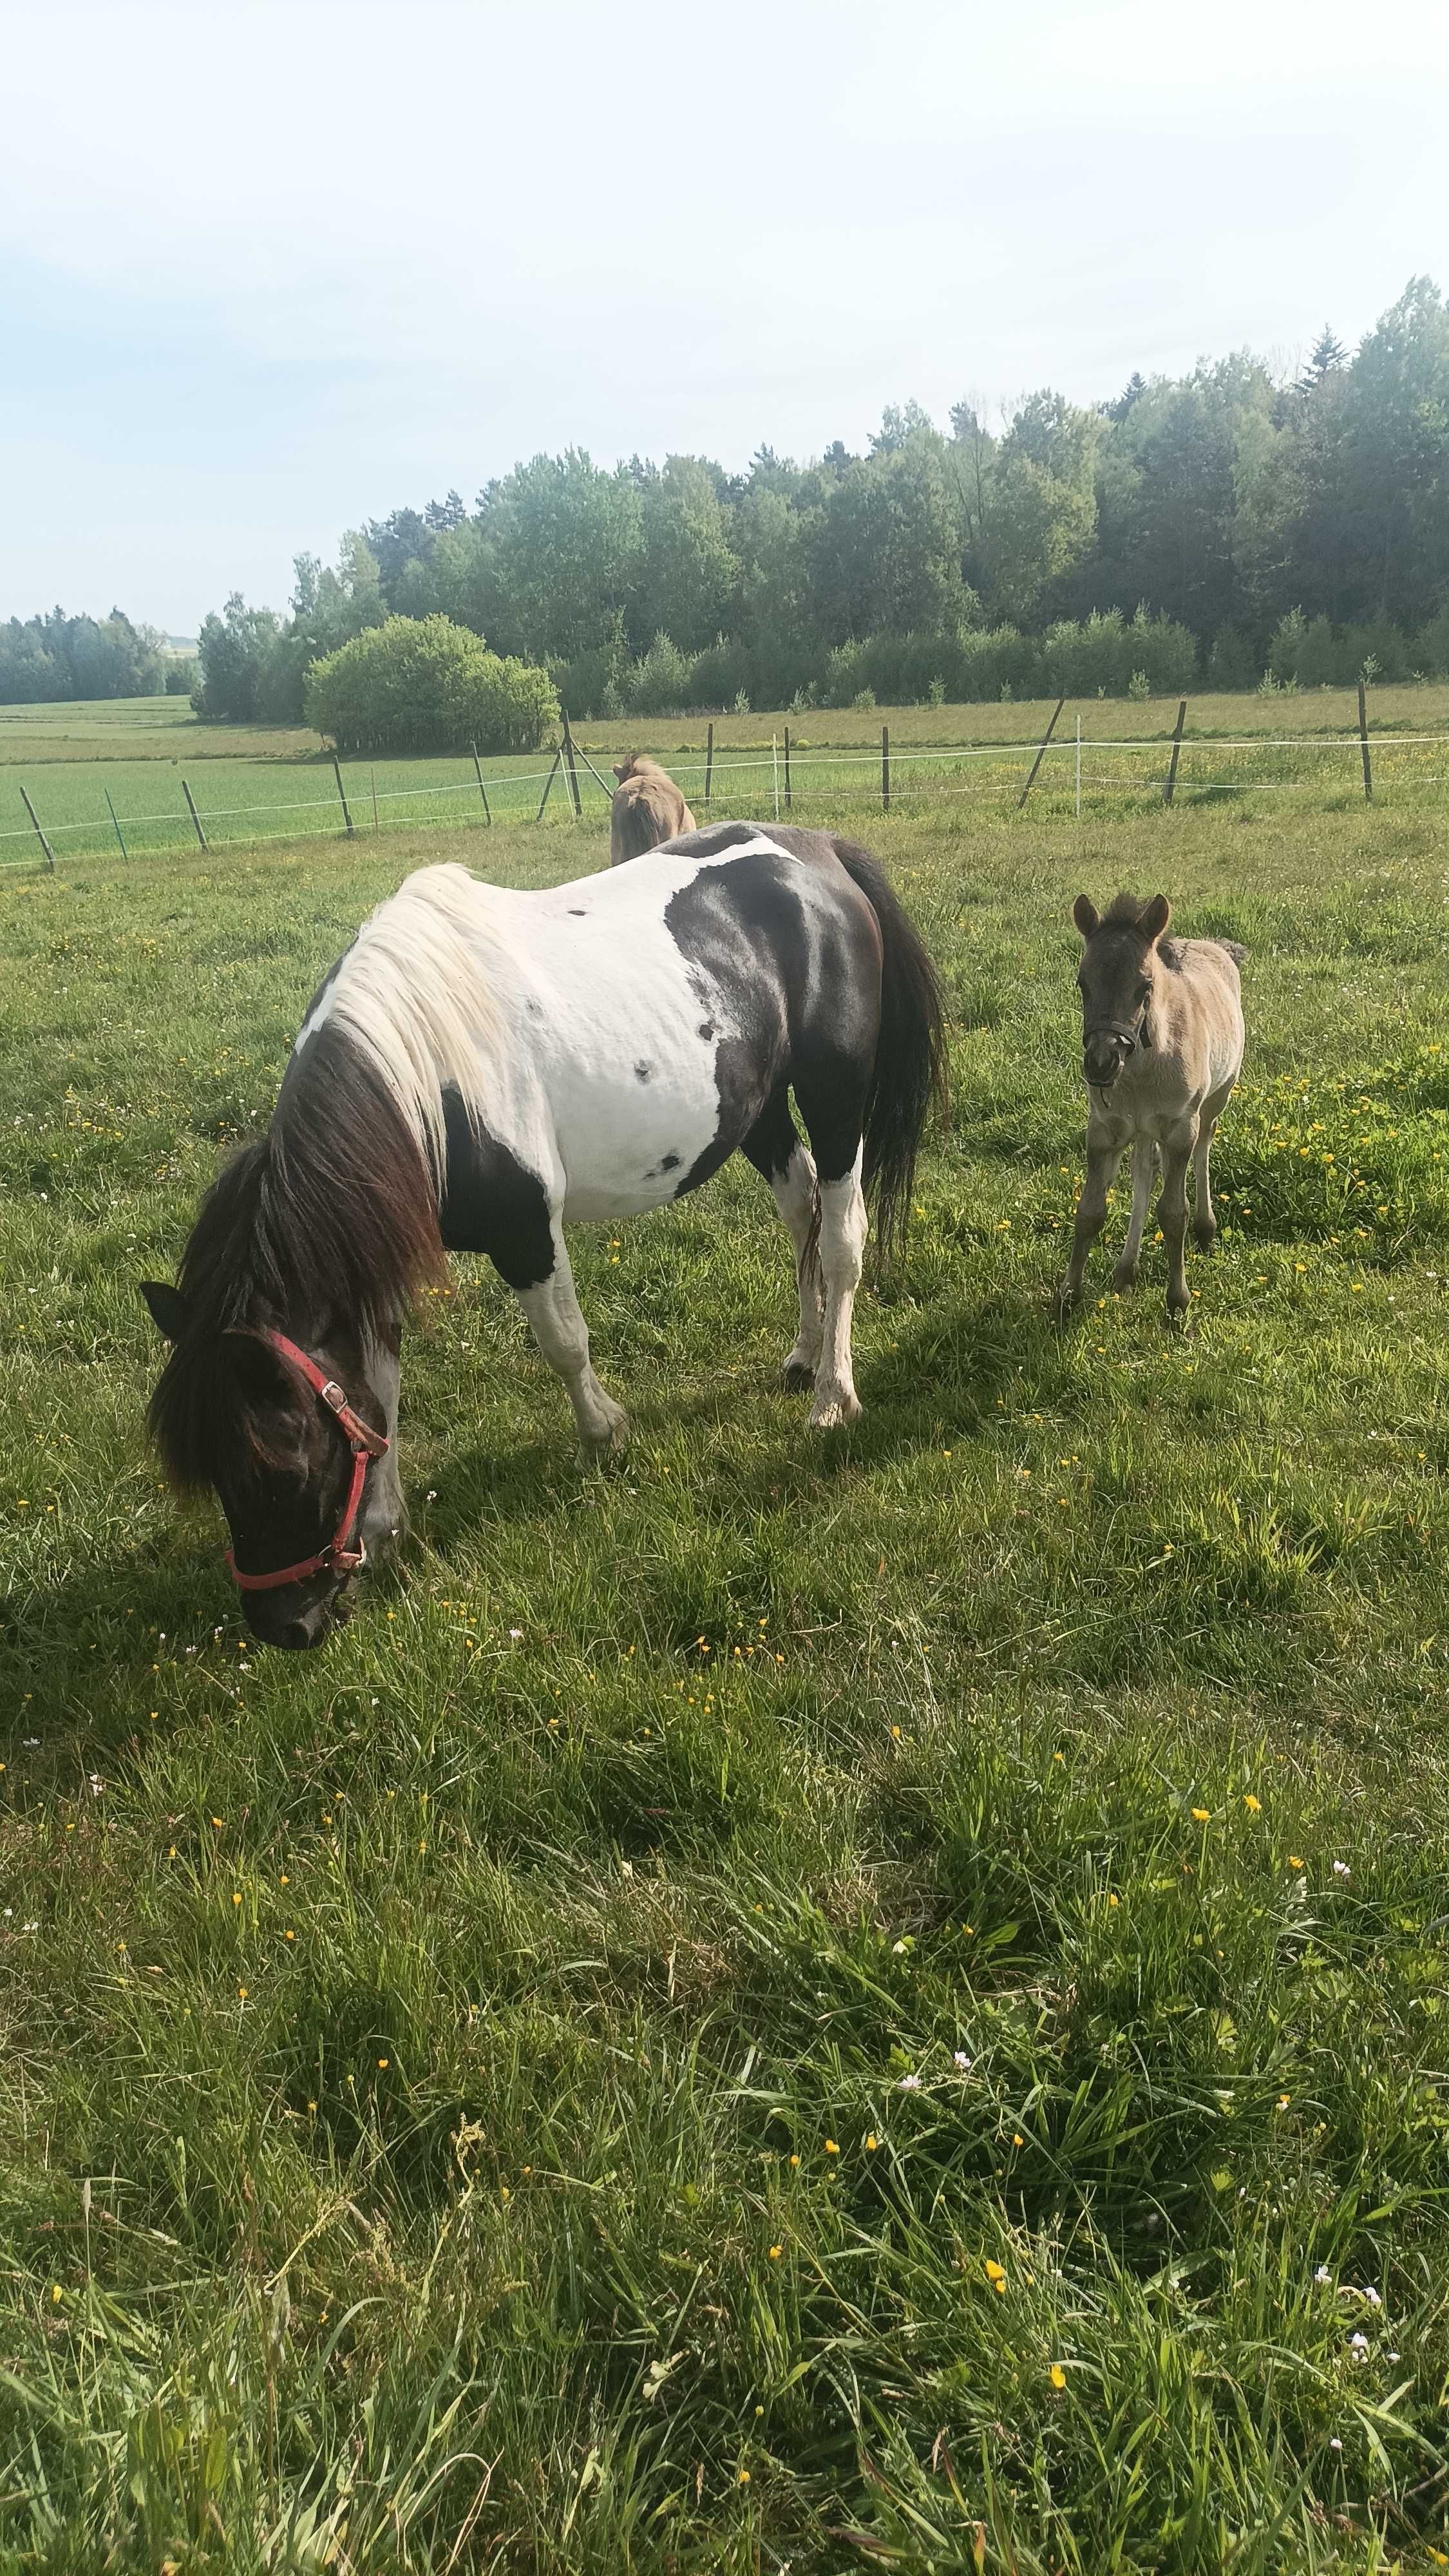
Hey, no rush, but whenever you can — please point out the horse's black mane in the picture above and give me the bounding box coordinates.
[149,1023,446,1488]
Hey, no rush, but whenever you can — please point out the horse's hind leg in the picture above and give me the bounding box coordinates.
[1193,1086,1232,1253]
[808,1151,867,1428]
[743,1089,824,1391]
[515,1220,629,1454]
[1113,1140,1157,1293]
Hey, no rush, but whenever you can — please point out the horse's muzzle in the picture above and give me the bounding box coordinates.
[1083,1036,1131,1088]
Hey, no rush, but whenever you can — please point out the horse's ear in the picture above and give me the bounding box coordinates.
[1072,895,1099,940]
[1138,894,1171,945]
[139,1280,188,1341]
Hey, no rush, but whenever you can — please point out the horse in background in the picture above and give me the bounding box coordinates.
[611,754,696,864]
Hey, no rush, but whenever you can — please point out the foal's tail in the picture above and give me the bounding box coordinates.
[831,838,950,1261]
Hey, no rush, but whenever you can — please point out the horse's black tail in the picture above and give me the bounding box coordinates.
[830,837,949,1262]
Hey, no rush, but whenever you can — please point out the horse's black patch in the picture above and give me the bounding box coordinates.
[439,1087,554,1291]
[634,1061,652,1083]
[665,845,882,1195]
[697,1020,715,1042]
[661,1151,680,1172]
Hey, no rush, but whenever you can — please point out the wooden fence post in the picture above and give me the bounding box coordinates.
[1358,681,1373,802]
[703,719,714,811]
[19,784,55,870]
[536,746,563,821]
[1162,698,1188,806]
[331,759,354,838]
[572,738,616,804]
[882,724,890,812]
[104,786,128,860]
[783,724,792,810]
[471,746,492,825]
[1017,697,1066,811]
[561,709,582,819]
[182,778,208,849]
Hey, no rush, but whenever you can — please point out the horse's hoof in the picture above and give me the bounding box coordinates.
[1193,1228,1217,1256]
[583,1405,630,1457]
[781,1356,815,1394]
[808,1390,862,1430]
[1165,1302,1191,1333]
[1052,1282,1081,1321]
[1111,1264,1138,1295]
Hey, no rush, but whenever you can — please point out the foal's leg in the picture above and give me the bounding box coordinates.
[1192,1085,1233,1253]
[1059,1137,1124,1309]
[1159,1131,1196,1323]
[742,1089,824,1390]
[1112,1140,1157,1293]
[515,1221,629,1453]
[810,1150,868,1429]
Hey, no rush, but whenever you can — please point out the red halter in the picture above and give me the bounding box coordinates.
[225,1327,390,1594]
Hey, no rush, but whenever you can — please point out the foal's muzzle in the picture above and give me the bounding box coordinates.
[1083,1025,1138,1089]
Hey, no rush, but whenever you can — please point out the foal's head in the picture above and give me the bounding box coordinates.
[1071,892,1171,1091]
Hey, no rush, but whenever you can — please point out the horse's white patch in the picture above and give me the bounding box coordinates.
[294,846,788,1224]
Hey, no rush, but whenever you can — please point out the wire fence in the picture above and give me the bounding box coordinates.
[2,715,1444,875]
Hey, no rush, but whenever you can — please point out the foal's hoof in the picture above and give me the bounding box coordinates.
[781,1355,816,1394]
[1052,1280,1081,1322]
[1193,1226,1218,1256]
[1111,1262,1139,1295]
[1165,1301,1191,1334]
[809,1389,862,1431]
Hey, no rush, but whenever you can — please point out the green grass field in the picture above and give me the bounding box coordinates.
[5,781,1449,2570]
[4,687,1448,874]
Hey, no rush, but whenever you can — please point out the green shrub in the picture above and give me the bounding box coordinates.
[304,615,557,755]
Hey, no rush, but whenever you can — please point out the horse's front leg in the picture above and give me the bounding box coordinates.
[516,1222,629,1455]
[809,1153,867,1430]
[1159,1131,1196,1323]
[1059,1137,1122,1311]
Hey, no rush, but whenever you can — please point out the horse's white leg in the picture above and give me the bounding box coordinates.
[1112,1139,1157,1293]
[516,1224,629,1454]
[1193,1086,1232,1253]
[771,1142,825,1390]
[808,1152,867,1430]
[1159,1131,1195,1323]
[1059,1137,1123,1309]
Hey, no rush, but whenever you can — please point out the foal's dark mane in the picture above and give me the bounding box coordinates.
[149,1022,446,1488]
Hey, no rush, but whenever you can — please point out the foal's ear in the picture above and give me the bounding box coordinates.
[1138,894,1171,945]
[138,1280,189,1341]
[1072,895,1099,940]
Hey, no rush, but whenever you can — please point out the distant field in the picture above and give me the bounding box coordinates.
[3,684,1448,872]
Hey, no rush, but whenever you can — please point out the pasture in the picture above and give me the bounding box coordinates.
[5,685,1449,874]
[4,781,1449,2570]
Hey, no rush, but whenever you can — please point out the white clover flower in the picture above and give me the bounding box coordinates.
[897,2073,923,2092]
[1332,1861,1350,1877]
[953,2051,973,2070]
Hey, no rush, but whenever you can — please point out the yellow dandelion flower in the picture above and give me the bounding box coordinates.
[1289,1854,1304,1870]
[1191,1807,1211,1823]
[1050,2363,1066,2390]
[1243,1794,1261,1813]
[984,2260,1005,2281]
[865,2133,878,2152]
[768,2244,782,2260]
[824,2139,838,2155]
[377,2057,388,2070]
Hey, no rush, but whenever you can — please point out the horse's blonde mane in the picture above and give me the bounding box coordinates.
[294,863,499,1175]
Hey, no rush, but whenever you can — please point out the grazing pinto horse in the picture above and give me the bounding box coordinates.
[1059,891,1246,1323]
[610,754,696,864]
[141,826,945,1649]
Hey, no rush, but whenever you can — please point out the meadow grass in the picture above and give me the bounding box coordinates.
[3,788,1449,2569]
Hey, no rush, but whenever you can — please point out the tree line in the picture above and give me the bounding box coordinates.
[0,607,193,706]
[8,276,1448,723]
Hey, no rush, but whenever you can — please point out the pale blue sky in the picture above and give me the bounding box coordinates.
[3,0,1446,631]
